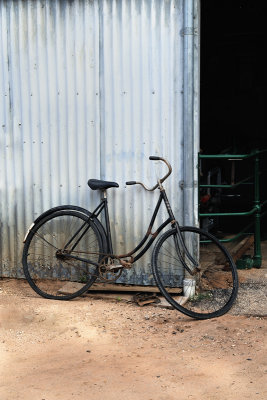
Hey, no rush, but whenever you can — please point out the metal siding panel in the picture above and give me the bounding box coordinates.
[0,0,194,286]
[100,0,184,284]
[0,0,100,277]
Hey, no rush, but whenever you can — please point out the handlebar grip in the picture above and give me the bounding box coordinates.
[126,181,137,185]
[149,156,161,161]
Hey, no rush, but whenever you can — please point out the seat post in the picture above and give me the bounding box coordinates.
[101,189,107,199]
[101,189,113,254]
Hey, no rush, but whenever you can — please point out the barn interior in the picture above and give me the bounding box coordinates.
[200,0,267,257]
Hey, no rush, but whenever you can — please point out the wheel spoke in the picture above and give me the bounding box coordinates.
[152,227,238,319]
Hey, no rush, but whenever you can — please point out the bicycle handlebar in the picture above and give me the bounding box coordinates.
[126,156,172,191]
[149,156,161,161]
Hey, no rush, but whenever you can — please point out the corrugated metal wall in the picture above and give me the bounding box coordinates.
[0,0,199,284]
[0,0,102,278]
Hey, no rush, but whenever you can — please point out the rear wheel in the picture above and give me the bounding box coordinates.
[22,210,105,300]
[152,226,238,319]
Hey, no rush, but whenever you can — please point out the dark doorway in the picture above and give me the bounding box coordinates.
[200,0,267,236]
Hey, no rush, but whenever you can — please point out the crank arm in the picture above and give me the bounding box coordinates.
[107,265,124,271]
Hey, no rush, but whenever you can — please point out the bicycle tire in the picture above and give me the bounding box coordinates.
[152,226,238,319]
[22,210,105,300]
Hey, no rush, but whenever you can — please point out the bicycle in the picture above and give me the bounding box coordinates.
[22,156,238,319]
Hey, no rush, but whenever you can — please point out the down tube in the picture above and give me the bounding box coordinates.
[132,218,172,262]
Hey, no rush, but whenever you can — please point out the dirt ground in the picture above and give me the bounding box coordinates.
[0,277,266,400]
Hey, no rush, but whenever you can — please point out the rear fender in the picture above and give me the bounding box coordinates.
[23,205,108,251]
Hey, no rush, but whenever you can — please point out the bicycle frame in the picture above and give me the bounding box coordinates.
[89,188,175,263]
[60,155,198,273]
[59,184,198,275]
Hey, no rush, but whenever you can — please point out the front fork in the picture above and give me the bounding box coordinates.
[160,186,199,276]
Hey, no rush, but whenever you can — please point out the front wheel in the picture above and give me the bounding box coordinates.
[22,210,105,300]
[152,227,238,319]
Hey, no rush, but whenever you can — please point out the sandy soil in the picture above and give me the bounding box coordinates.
[0,278,266,400]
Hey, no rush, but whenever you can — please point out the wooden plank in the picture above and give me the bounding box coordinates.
[58,281,182,295]
[215,235,254,264]
[231,235,254,262]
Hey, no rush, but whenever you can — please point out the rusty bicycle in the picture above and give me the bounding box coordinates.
[22,156,238,319]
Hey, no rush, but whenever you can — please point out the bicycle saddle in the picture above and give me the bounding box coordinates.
[88,179,119,190]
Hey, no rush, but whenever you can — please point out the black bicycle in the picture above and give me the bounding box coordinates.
[22,156,238,319]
